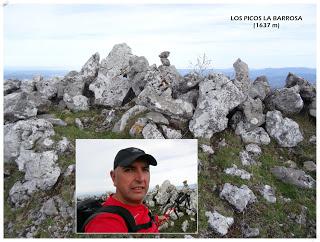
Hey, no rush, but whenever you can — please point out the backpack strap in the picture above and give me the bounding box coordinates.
[82,205,153,233]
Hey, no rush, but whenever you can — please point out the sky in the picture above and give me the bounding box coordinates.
[76,139,198,196]
[3,3,316,70]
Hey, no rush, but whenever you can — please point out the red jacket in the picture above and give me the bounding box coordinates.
[85,195,159,233]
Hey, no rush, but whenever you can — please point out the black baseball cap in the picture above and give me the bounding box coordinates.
[113,147,157,169]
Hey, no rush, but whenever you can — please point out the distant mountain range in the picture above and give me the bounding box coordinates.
[4,67,316,88]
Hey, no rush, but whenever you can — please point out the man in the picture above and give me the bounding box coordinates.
[84,147,162,233]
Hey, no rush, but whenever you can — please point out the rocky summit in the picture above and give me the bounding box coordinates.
[3,43,316,238]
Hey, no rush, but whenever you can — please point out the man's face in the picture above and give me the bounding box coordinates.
[111,160,150,205]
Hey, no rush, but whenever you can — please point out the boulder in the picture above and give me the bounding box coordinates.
[4,118,55,164]
[113,105,148,133]
[177,89,199,108]
[41,199,58,216]
[127,56,149,95]
[4,79,21,95]
[249,75,271,100]
[79,52,100,84]
[265,110,303,147]
[265,86,304,114]
[200,144,214,155]
[220,183,256,212]
[189,73,245,138]
[160,125,183,139]
[285,72,316,101]
[63,94,89,112]
[245,144,262,156]
[35,76,60,100]
[142,123,165,139]
[205,210,234,236]
[239,151,257,166]
[233,58,251,96]
[240,127,271,145]
[56,137,72,154]
[224,164,251,180]
[303,161,316,172]
[241,223,260,238]
[137,86,194,120]
[145,112,169,125]
[4,92,38,122]
[89,43,134,107]
[154,180,175,205]
[75,118,84,129]
[309,97,316,118]
[271,166,315,189]
[129,118,148,137]
[259,185,276,203]
[240,97,265,127]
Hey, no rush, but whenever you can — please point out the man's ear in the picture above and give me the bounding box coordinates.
[110,170,116,186]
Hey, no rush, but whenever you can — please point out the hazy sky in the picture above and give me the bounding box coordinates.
[3,3,316,69]
[76,139,198,196]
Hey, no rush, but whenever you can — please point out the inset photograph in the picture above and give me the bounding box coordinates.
[76,139,198,234]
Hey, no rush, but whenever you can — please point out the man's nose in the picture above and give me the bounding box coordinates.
[135,169,145,182]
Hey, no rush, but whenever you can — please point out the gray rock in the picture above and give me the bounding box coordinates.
[75,118,84,129]
[309,97,316,118]
[265,86,304,114]
[36,137,55,151]
[189,73,245,138]
[177,89,199,108]
[4,79,21,95]
[80,52,100,84]
[240,97,265,127]
[224,164,251,180]
[285,72,316,101]
[154,180,175,205]
[64,94,89,112]
[249,75,271,100]
[220,183,256,212]
[266,110,303,147]
[4,118,55,164]
[128,56,149,95]
[233,58,251,96]
[241,223,260,238]
[37,114,67,126]
[161,58,170,66]
[309,135,316,144]
[271,166,315,189]
[259,185,276,203]
[35,76,60,100]
[303,161,316,172]
[129,118,148,137]
[41,199,58,216]
[284,160,297,169]
[142,123,165,139]
[200,144,214,155]
[161,125,182,139]
[56,137,72,154]
[205,210,234,236]
[21,79,37,93]
[64,164,75,177]
[89,43,133,107]
[137,86,194,120]
[4,92,38,122]
[245,144,262,156]
[113,105,147,133]
[159,51,170,58]
[145,112,169,125]
[239,150,257,166]
[181,220,189,232]
[240,127,271,145]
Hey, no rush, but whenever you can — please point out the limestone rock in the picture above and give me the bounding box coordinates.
[303,161,316,172]
[4,92,38,122]
[128,56,149,95]
[239,150,257,166]
[309,97,316,118]
[265,86,304,114]
[233,58,251,96]
[181,220,189,232]
[37,114,67,126]
[89,43,133,107]
[271,166,315,189]
[154,180,175,205]
[137,86,194,120]
[4,79,21,95]
[35,76,60,100]
[129,118,148,137]
[177,89,199,108]
[142,123,165,139]
[41,199,58,216]
[205,210,234,236]
[266,110,303,147]
[249,75,271,100]
[75,118,84,129]
[161,125,182,139]
[189,73,245,138]
[145,112,169,125]
[224,164,251,180]
[113,105,148,133]
[63,94,89,112]
[80,52,100,83]
[220,183,256,212]
[259,185,276,203]
[285,72,316,101]
[200,144,214,155]
[240,127,271,145]
[245,144,262,156]
[241,223,260,238]
[240,97,265,127]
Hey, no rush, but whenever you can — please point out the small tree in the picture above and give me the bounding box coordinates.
[188,53,214,77]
